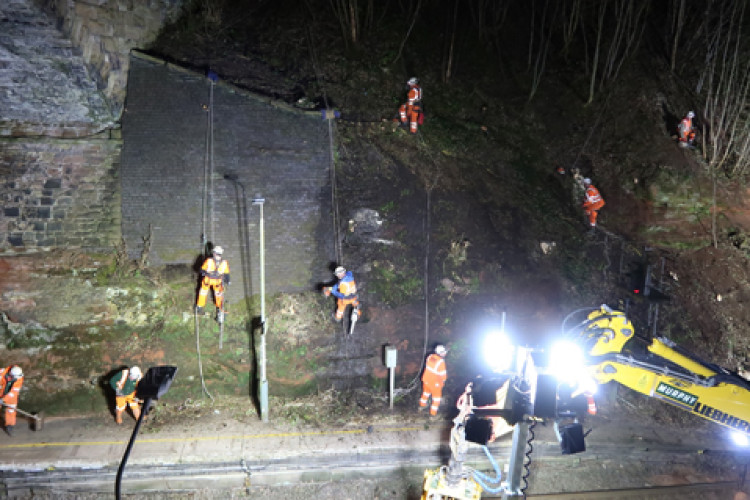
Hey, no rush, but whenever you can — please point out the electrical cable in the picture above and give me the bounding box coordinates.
[520,420,536,499]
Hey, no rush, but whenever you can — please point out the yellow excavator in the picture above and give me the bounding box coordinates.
[421,304,750,499]
[574,304,750,436]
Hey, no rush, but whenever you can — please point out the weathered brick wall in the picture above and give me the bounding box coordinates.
[1,0,114,137]
[121,53,336,296]
[0,137,121,251]
[1,0,122,253]
[33,0,183,115]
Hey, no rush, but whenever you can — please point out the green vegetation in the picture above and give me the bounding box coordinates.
[369,259,423,307]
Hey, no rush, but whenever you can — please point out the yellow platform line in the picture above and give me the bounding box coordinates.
[0,426,421,449]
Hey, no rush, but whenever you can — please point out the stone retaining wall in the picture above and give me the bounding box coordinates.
[0,136,121,252]
[33,0,183,115]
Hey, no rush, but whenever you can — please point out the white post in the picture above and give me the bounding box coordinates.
[253,198,268,423]
[384,345,397,410]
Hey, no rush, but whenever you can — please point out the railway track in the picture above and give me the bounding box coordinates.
[1,440,745,499]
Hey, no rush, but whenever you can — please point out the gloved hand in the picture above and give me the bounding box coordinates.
[323,287,331,297]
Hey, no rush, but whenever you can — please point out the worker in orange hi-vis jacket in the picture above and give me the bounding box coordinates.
[398,77,423,135]
[419,344,448,416]
[196,245,230,319]
[677,111,696,147]
[0,366,23,436]
[582,178,605,228]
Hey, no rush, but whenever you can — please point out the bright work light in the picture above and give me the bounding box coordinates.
[731,431,750,447]
[549,341,585,382]
[483,329,514,373]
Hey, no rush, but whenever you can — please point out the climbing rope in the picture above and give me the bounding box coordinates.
[304,26,343,266]
[328,117,343,265]
[208,77,216,245]
[194,314,214,401]
[394,131,442,397]
[195,74,217,401]
[200,80,211,251]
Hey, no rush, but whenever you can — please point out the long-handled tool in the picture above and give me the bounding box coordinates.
[1,402,44,431]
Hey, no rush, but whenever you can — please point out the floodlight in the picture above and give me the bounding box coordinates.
[483,330,514,373]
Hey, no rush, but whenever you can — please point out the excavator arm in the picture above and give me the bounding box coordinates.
[575,305,750,436]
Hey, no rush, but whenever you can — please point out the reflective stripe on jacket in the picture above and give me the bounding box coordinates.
[422,354,447,386]
[585,185,603,204]
[332,271,357,299]
[678,117,693,136]
[0,367,22,398]
[407,86,422,105]
[201,258,230,280]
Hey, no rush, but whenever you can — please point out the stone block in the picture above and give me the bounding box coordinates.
[7,234,24,247]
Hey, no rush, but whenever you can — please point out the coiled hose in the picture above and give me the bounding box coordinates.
[521,421,537,498]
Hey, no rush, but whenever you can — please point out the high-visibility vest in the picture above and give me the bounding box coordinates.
[202,258,229,278]
[422,354,447,386]
[333,273,357,299]
[407,86,422,105]
[0,366,23,398]
[678,117,693,137]
[585,185,603,204]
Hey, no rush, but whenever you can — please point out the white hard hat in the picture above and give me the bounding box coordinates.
[407,77,418,86]
[435,344,447,356]
[129,366,142,379]
[213,246,224,255]
[687,111,695,118]
[9,366,22,379]
[334,266,346,276]
[583,178,592,185]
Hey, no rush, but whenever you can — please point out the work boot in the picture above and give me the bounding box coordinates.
[115,411,123,425]
[5,425,13,437]
[195,306,204,315]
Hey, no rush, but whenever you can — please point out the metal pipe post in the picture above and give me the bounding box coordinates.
[389,367,394,409]
[253,198,268,423]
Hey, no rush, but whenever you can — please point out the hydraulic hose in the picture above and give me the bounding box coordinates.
[471,445,504,493]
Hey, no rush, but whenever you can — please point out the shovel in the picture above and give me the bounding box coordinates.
[1,402,44,431]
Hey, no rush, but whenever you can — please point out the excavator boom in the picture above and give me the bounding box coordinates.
[576,306,750,437]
